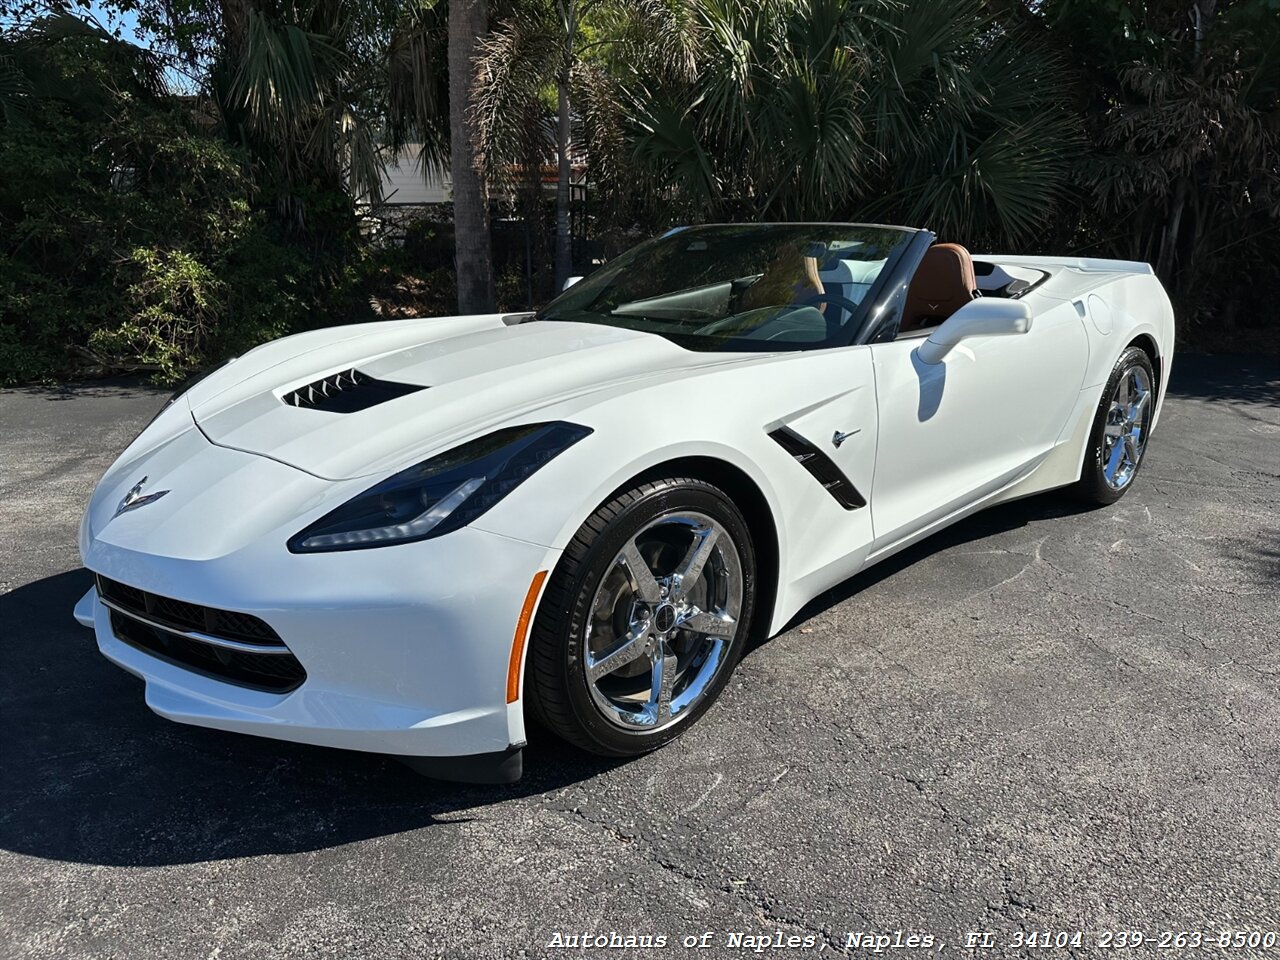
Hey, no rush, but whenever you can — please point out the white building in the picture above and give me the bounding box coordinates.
[379,147,451,205]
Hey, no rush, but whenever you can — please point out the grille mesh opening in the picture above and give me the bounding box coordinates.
[96,576,284,646]
[282,368,425,413]
[97,575,305,693]
[109,611,306,693]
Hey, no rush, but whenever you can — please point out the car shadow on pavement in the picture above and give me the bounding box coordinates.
[771,492,1093,641]
[0,492,1142,869]
[0,569,627,868]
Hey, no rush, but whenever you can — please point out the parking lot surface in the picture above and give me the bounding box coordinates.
[2,354,1278,958]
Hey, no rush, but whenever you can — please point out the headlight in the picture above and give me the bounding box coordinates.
[287,421,592,553]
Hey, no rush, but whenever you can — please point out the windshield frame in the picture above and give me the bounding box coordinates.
[534,222,931,353]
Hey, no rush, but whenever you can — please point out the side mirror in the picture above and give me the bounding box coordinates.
[562,275,583,292]
[917,298,1032,364]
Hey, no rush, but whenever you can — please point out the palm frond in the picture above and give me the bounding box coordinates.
[623,82,719,205]
[0,53,34,126]
[386,0,450,171]
[471,8,561,180]
[228,9,345,135]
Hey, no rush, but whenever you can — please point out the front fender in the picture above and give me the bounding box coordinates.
[471,347,882,634]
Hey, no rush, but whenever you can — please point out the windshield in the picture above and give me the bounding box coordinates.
[536,223,916,352]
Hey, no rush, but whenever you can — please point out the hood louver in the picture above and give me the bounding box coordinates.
[282,369,426,414]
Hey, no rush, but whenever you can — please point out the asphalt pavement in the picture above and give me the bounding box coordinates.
[1,354,1278,959]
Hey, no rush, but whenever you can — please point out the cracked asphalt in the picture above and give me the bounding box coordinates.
[2,353,1278,959]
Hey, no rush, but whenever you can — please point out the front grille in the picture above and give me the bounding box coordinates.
[282,368,425,413]
[96,576,283,646]
[96,576,305,694]
[109,611,306,693]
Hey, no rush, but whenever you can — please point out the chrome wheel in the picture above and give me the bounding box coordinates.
[583,511,742,732]
[1102,364,1153,490]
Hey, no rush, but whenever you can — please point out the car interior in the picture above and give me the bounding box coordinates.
[893,243,1050,340]
[697,243,896,344]
[722,242,1052,344]
[898,243,981,336]
[550,232,1050,349]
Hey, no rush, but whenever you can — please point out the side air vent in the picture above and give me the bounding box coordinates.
[769,427,867,510]
[282,368,425,413]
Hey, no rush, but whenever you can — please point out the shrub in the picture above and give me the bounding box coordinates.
[0,21,375,385]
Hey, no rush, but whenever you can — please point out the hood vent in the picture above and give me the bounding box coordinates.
[282,368,426,413]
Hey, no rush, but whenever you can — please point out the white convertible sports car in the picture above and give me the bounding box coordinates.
[74,223,1174,782]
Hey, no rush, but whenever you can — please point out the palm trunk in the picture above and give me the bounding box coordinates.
[448,0,496,314]
[554,74,573,291]
[552,0,576,291]
[1157,178,1188,286]
[220,0,251,55]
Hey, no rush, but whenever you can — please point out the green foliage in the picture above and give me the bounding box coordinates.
[610,0,1081,247]
[1042,0,1280,327]
[385,0,450,171]
[217,2,391,219]
[401,211,456,270]
[90,248,222,381]
[3,0,1279,382]
[363,243,459,319]
[0,17,373,385]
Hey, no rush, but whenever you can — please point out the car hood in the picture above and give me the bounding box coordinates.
[189,316,750,480]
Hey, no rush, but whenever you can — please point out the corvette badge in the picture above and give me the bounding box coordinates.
[113,476,169,519]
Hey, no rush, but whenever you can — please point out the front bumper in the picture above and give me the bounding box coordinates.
[80,513,557,767]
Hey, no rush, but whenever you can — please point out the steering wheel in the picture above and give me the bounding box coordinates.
[797,291,863,339]
[800,291,863,319]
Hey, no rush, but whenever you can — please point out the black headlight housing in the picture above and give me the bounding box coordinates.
[287,421,592,553]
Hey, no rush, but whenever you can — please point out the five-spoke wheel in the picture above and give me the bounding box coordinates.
[525,478,755,756]
[1101,364,1153,491]
[1075,345,1157,504]
[584,512,742,732]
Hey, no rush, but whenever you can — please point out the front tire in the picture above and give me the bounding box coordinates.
[526,477,756,757]
[1073,346,1156,505]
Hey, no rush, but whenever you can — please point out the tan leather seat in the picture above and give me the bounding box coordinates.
[901,243,979,333]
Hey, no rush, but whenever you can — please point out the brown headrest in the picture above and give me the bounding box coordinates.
[902,243,979,332]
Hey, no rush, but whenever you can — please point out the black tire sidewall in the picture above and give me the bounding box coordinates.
[545,480,756,756]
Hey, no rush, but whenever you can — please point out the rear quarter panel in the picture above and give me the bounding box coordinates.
[982,258,1175,500]
[987,257,1174,402]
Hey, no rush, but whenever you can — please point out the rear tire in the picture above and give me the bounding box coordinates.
[526,477,756,757]
[1073,346,1156,505]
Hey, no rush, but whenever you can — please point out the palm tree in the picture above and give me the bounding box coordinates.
[549,0,578,290]
[447,0,496,312]
[386,0,450,176]
[385,0,495,312]
[1041,0,1280,308]
[471,0,698,290]
[214,0,388,229]
[858,0,1080,244]
[470,0,586,290]
[619,0,1080,248]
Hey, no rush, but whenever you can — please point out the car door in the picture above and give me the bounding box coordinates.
[866,298,1088,554]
